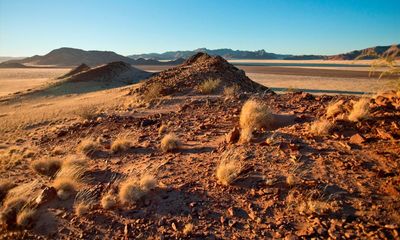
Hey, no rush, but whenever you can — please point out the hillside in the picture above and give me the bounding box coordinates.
[327,44,400,60]
[4,48,183,67]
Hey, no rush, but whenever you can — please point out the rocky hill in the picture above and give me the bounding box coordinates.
[327,44,400,60]
[4,48,183,67]
[132,52,271,97]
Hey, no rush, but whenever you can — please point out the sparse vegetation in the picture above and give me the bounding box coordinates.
[198,78,221,94]
[74,105,98,120]
[326,100,345,118]
[16,207,37,228]
[298,200,331,215]
[286,174,299,187]
[348,98,370,122]
[223,84,240,98]
[143,82,163,102]
[310,119,333,135]
[183,223,194,236]
[0,181,16,203]
[101,193,117,210]
[118,175,156,205]
[31,158,61,177]
[77,138,101,156]
[216,149,244,186]
[239,99,273,142]
[111,136,131,153]
[52,177,79,200]
[73,188,97,216]
[158,124,168,136]
[160,133,180,152]
[0,197,27,227]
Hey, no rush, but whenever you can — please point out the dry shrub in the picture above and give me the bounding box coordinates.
[111,136,131,153]
[74,105,98,120]
[158,124,168,136]
[326,100,345,118]
[143,82,163,102]
[5,181,41,203]
[73,188,96,216]
[183,223,194,236]
[223,84,240,97]
[77,138,101,156]
[348,98,370,122]
[0,197,27,227]
[239,99,273,142]
[216,149,244,186]
[118,175,156,205]
[310,119,333,136]
[16,207,37,228]
[101,193,117,210]
[198,78,221,94]
[160,133,180,152]
[52,178,79,200]
[56,163,86,181]
[0,181,16,203]
[31,159,61,177]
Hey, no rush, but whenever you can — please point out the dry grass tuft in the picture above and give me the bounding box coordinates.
[198,78,221,94]
[73,188,97,216]
[56,163,86,181]
[52,177,79,200]
[223,84,240,98]
[0,181,16,203]
[16,207,37,228]
[183,223,194,236]
[111,136,131,153]
[74,203,90,217]
[160,133,180,152]
[143,82,163,102]
[31,159,61,177]
[310,119,333,136]
[326,100,345,118]
[158,124,168,136]
[101,193,117,210]
[216,149,244,186]
[118,175,157,205]
[239,99,273,142]
[77,138,101,156]
[286,174,300,187]
[0,197,27,227]
[63,156,88,168]
[74,105,98,120]
[348,98,370,122]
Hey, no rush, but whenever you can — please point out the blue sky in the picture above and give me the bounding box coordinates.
[0,0,399,56]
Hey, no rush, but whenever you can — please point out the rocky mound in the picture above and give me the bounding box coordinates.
[132,52,271,96]
[65,61,150,84]
[57,63,90,79]
[327,44,400,60]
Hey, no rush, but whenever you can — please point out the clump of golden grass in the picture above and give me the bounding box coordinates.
[239,99,273,142]
[16,207,37,228]
[158,124,168,136]
[111,136,131,153]
[0,181,16,203]
[286,174,300,187]
[52,146,64,155]
[0,197,27,227]
[348,98,370,122]
[223,84,240,98]
[31,159,61,177]
[73,188,97,217]
[52,178,79,200]
[118,175,157,205]
[143,82,163,102]
[160,133,180,152]
[5,181,40,203]
[77,138,101,156]
[198,78,221,94]
[101,193,117,210]
[74,105,98,120]
[183,223,194,236]
[216,149,244,186]
[326,100,345,118]
[63,156,88,168]
[0,149,24,171]
[56,162,86,180]
[310,119,333,136]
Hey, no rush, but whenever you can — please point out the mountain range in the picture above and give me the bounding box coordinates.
[129,45,399,60]
[1,44,398,68]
